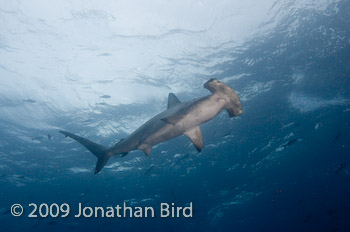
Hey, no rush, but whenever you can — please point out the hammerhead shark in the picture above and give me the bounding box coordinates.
[60,78,242,174]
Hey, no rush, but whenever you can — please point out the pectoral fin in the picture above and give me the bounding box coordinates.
[161,115,184,126]
[184,126,203,152]
[139,144,152,156]
[121,152,128,157]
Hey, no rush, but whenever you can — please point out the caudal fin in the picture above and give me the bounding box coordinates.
[59,131,111,174]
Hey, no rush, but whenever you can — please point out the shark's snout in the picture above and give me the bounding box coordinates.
[204,78,242,118]
[204,79,217,91]
[230,103,243,117]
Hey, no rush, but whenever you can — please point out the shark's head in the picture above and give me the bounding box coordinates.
[204,78,242,117]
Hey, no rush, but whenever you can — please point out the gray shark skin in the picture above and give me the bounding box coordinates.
[60,78,242,174]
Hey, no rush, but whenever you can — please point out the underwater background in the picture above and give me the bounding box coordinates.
[1,0,349,231]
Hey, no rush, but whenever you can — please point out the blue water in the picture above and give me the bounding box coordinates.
[1,1,350,231]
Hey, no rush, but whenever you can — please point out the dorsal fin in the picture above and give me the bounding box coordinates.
[184,126,203,152]
[167,93,181,109]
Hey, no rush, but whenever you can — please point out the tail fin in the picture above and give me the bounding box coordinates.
[59,131,111,174]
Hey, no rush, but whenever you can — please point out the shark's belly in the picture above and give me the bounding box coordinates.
[142,122,186,146]
[179,98,225,128]
[142,102,224,146]
[127,96,226,150]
